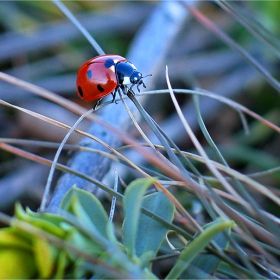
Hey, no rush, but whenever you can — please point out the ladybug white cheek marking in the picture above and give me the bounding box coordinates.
[113,58,121,64]
[123,76,131,85]
[109,65,115,73]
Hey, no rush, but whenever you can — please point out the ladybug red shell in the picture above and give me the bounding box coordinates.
[76,54,145,102]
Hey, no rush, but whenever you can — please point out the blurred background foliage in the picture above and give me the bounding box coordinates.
[0,0,279,231]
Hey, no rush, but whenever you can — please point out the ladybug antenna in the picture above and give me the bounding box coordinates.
[143,74,152,79]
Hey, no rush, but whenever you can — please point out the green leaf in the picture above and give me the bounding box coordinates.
[0,227,32,250]
[33,238,58,278]
[122,178,155,258]
[0,247,36,279]
[180,227,231,279]
[15,204,66,238]
[166,218,235,280]
[106,221,119,245]
[26,207,68,227]
[53,250,68,279]
[62,195,110,254]
[135,192,175,264]
[216,261,239,279]
[60,186,109,237]
[66,226,105,257]
[138,250,155,269]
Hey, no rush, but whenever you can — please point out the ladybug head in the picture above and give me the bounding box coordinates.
[130,71,146,91]
[115,61,151,92]
[132,72,153,92]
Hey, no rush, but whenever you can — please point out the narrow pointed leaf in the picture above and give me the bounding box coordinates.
[122,178,154,258]
[166,218,234,280]
[135,191,175,262]
[180,227,231,279]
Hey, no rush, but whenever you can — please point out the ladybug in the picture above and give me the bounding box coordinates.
[76,54,146,103]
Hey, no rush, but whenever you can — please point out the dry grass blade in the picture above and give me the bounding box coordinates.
[183,1,280,93]
[51,0,105,55]
[166,67,248,208]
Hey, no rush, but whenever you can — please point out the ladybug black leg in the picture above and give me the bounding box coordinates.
[128,84,135,94]
[136,80,146,92]
[111,89,118,104]
[93,99,101,111]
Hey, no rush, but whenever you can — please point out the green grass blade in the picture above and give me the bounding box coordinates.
[166,218,234,280]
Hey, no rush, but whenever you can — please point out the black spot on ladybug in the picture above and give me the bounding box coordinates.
[104,58,115,68]
[97,84,105,92]
[78,86,84,97]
